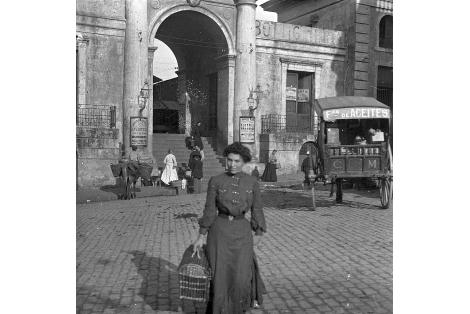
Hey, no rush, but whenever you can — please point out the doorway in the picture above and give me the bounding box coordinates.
[286,71,315,132]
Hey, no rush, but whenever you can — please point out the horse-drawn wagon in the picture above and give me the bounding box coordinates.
[310,96,393,209]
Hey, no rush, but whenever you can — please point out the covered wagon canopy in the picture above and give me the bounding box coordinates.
[315,96,391,121]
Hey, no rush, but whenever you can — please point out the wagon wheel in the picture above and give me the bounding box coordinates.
[335,178,343,203]
[379,177,392,209]
[125,177,134,200]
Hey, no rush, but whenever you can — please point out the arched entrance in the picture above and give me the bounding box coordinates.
[149,7,235,153]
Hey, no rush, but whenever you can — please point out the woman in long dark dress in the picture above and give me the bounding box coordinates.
[192,121,204,150]
[261,150,278,182]
[192,142,267,314]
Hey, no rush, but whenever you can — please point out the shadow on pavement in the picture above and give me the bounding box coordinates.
[76,285,134,313]
[129,250,180,312]
[261,188,383,210]
[100,178,142,198]
[174,213,199,219]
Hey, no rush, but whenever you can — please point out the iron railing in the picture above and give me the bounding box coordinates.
[261,114,318,134]
[77,104,116,128]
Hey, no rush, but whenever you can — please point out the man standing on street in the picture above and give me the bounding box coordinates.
[301,151,317,188]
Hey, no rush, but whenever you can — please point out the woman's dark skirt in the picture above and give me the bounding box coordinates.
[261,163,277,182]
[205,217,265,314]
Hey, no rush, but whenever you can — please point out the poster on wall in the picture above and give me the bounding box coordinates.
[286,86,297,101]
[239,116,255,143]
[130,117,148,147]
[297,89,310,102]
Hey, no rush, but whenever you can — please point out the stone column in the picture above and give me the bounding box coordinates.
[123,0,149,157]
[176,70,190,135]
[76,33,89,105]
[233,0,257,158]
[215,54,236,155]
[147,46,158,162]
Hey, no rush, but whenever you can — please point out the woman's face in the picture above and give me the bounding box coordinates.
[226,153,245,174]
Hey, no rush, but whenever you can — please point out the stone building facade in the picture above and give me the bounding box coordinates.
[261,0,393,107]
[76,0,350,187]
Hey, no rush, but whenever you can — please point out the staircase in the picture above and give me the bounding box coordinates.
[152,134,225,185]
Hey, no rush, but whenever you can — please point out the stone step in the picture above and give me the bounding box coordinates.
[151,134,224,173]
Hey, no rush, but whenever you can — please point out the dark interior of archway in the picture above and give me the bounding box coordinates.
[153,11,229,135]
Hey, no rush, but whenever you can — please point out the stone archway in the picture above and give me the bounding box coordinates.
[148,5,236,55]
[148,5,236,154]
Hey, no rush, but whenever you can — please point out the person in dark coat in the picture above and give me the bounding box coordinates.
[301,151,317,188]
[261,150,278,182]
[189,152,203,194]
[193,142,267,314]
[189,145,204,163]
[191,121,204,150]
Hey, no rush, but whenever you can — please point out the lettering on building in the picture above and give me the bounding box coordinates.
[255,20,343,46]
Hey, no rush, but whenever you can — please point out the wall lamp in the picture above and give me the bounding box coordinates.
[138,79,151,111]
[247,84,262,116]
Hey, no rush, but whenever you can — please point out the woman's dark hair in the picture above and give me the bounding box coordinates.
[223,142,252,162]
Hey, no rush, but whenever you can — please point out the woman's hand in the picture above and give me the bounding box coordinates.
[192,235,204,253]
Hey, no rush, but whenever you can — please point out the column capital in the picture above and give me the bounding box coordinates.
[148,46,158,53]
[234,0,257,8]
[215,54,236,70]
[76,32,89,47]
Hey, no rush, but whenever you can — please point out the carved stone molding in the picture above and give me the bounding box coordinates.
[151,0,161,10]
[76,32,89,45]
[279,57,323,68]
[187,0,202,7]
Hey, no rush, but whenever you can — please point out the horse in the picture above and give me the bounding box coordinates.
[118,162,153,200]
[119,164,139,200]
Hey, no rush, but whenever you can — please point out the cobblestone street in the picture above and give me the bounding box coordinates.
[77,185,392,314]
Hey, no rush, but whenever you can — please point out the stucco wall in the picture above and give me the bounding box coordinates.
[253,20,346,175]
[271,0,395,97]
[76,0,126,188]
[258,133,317,175]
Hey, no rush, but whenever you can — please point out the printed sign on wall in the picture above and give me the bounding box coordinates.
[239,116,255,143]
[286,86,297,101]
[297,89,310,102]
[130,117,148,147]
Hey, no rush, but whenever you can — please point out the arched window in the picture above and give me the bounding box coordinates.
[379,15,393,49]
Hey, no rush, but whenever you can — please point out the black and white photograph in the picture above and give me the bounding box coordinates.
[75,0,393,313]
[6,0,470,314]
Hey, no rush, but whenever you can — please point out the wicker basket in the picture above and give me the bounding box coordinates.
[138,163,153,180]
[178,245,211,303]
[171,180,182,188]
